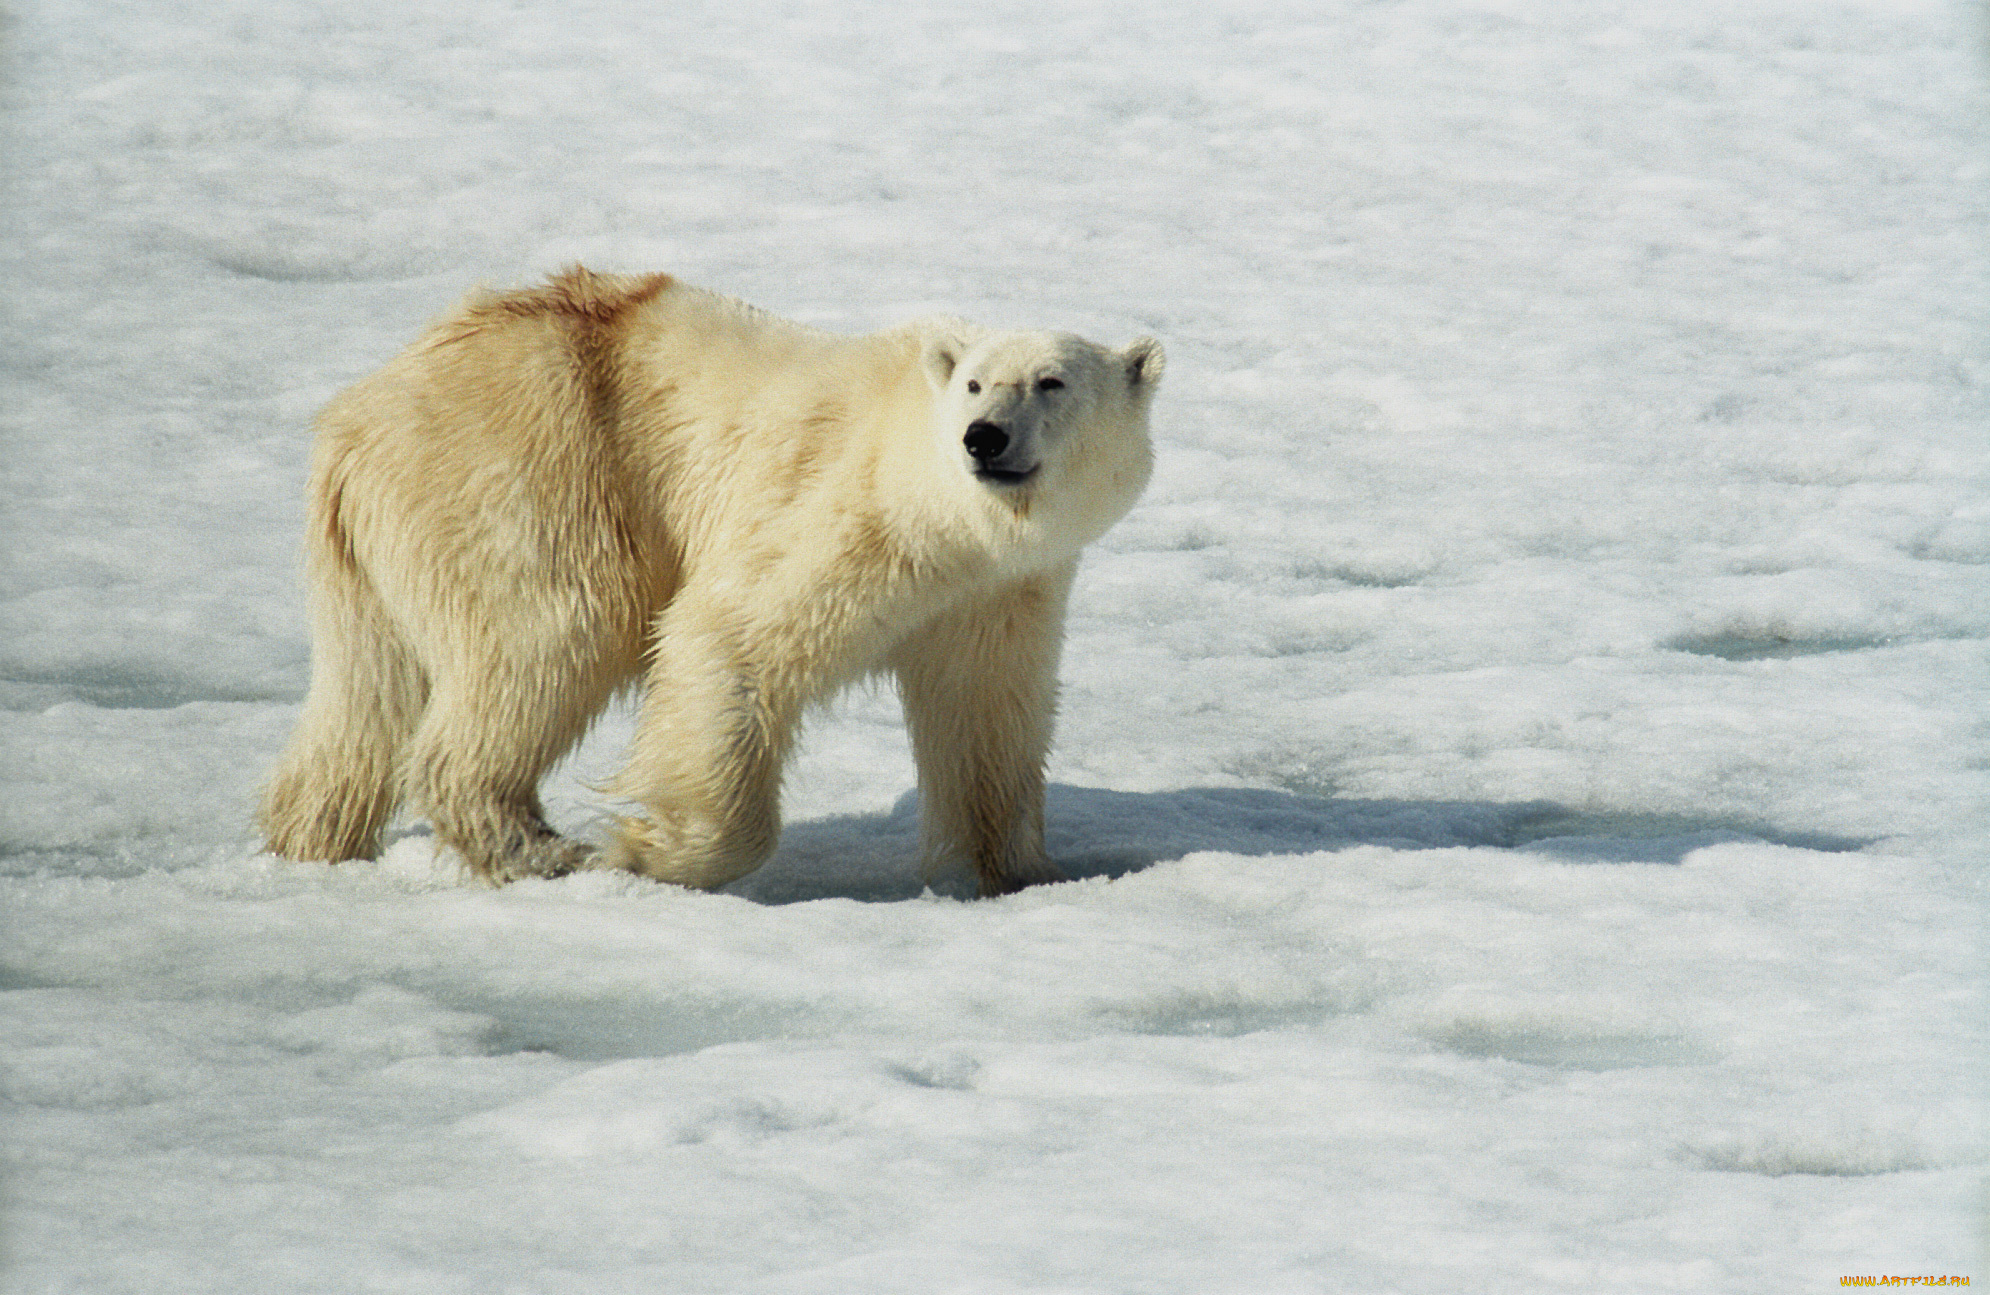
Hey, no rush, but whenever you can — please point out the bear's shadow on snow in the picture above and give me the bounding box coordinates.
[726,785,1867,906]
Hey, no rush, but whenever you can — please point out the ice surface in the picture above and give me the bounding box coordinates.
[2,0,1984,1290]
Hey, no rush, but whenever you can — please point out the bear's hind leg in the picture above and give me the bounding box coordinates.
[260,568,426,863]
[398,637,630,884]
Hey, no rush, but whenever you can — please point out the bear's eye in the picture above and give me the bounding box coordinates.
[1038,376,1065,392]
[966,380,981,394]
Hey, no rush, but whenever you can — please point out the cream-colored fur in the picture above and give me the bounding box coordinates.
[259,268,1162,897]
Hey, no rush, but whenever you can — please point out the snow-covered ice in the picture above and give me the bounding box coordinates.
[2,0,1984,1290]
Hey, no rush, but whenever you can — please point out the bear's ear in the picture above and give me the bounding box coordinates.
[1121,336,1166,390]
[921,332,967,393]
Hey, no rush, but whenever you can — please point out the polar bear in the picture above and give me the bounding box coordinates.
[258,268,1162,897]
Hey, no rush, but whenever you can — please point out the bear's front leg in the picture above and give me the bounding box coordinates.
[605,607,797,889]
[893,561,1077,898]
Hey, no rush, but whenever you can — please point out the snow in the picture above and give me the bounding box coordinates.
[2,0,1984,1289]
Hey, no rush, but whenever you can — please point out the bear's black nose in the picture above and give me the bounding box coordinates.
[963,421,1009,461]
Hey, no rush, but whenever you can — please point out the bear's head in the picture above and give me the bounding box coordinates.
[922,327,1163,543]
